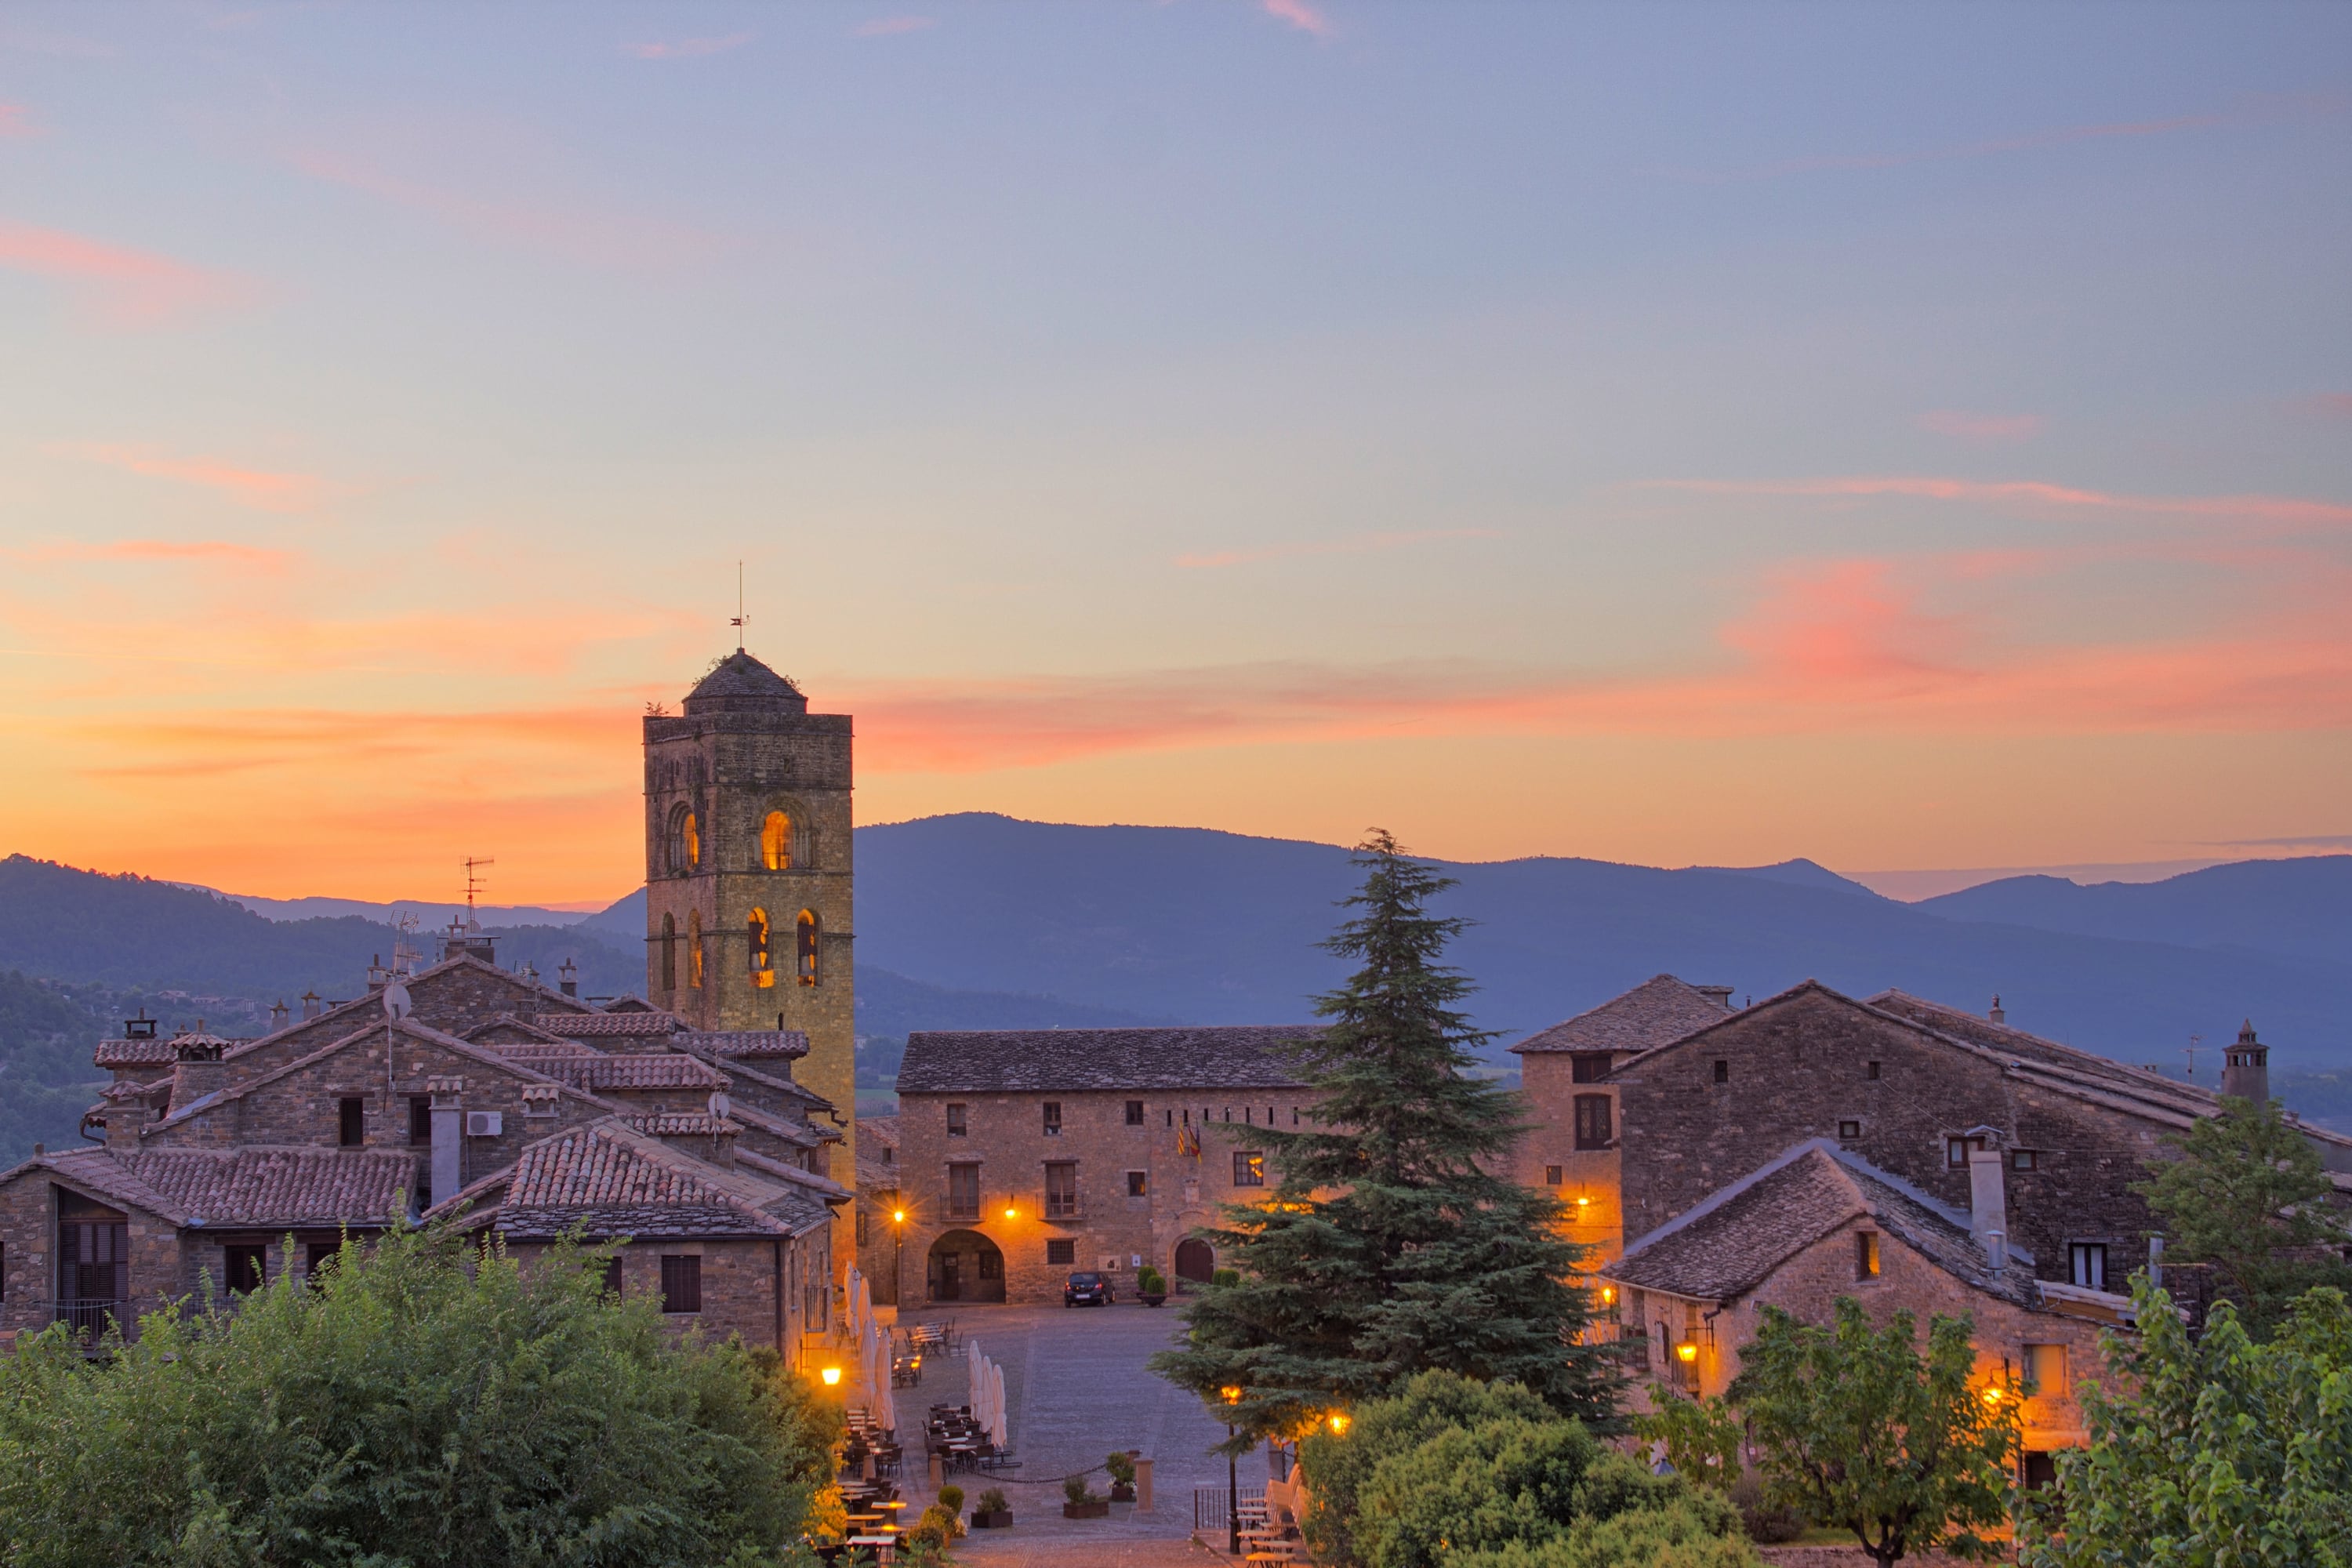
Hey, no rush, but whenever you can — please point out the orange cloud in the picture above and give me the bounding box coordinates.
[16,539,297,573]
[1642,474,2352,533]
[1261,0,1332,37]
[0,222,249,328]
[625,32,751,59]
[1918,409,2043,442]
[855,16,935,36]
[1176,528,1504,570]
[285,149,728,270]
[64,444,335,514]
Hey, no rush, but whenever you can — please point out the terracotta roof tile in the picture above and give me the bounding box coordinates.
[478,1121,832,1238]
[897,1026,1319,1094]
[677,1029,808,1059]
[533,1012,682,1038]
[1510,975,1736,1055]
[95,1038,177,1069]
[622,1112,741,1137]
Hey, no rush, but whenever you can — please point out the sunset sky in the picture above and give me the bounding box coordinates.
[3,2,2348,906]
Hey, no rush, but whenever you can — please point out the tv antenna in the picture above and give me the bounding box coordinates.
[463,857,495,924]
[730,561,748,652]
[2182,1033,2203,1080]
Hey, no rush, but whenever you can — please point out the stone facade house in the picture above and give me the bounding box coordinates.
[854,1114,903,1305]
[1602,1138,2129,1483]
[0,933,847,1363]
[891,1026,1320,1306]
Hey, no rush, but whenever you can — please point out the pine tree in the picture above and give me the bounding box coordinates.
[1151,832,1617,1443]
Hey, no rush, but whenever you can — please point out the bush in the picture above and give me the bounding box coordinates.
[1300,1370,1555,1566]
[1449,1500,1762,1567]
[936,1484,964,1515]
[977,1487,1010,1515]
[1106,1450,1138,1485]
[1726,1476,1803,1544]
[1065,1475,1095,1505]
[0,1223,840,1567]
[1138,1265,1167,1294]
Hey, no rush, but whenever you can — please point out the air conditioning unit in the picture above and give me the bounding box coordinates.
[465,1111,503,1137]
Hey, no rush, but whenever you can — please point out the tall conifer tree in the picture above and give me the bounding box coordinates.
[1152,832,1617,1442]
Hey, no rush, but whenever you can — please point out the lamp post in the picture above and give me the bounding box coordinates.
[891,1203,906,1307]
[1221,1385,1243,1556]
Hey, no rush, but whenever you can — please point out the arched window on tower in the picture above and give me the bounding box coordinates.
[762,811,792,871]
[687,909,704,989]
[797,909,822,986]
[667,804,701,876]
[749,907,775,988]
[660,913,677,993]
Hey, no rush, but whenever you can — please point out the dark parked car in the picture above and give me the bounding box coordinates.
[1064,1271,1115,1307]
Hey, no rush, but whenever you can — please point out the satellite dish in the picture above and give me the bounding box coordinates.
[383,977,412,1021]
[708,1092,731,1120]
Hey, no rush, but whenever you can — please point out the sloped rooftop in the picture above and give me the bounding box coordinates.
[1510,975,1736,1056]
[898,1026,1319,1094]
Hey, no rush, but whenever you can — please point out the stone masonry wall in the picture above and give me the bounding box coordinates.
[1614,989,2177,1287]
[1519,1051,1628,1269]
[895,1086,1320,1307]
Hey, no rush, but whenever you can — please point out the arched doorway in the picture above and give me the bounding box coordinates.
[926,1229,1006,1304]
[1173,1237,1215,1289]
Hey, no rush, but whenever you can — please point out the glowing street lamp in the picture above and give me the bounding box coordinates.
[1221,1385,1245,1555]
[821,1366,843,1387]
[1327,1412,1351,1436]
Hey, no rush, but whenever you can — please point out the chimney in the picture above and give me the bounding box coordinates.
[2221,1021,2270,1105]
[428,1075,465,1209]
[559,959,579,999]
[170,1029,227,1109]
[269,999,289,1031]
[1966,1144,2008,1272]
[105,1096,153,1152]
[124,1011,157,1041]
[1696,984,1735,1012]
[1988,994,2005,1025]
[301,991,322,1022]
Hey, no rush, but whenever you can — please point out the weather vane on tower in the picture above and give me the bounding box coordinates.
[731,560,748,653]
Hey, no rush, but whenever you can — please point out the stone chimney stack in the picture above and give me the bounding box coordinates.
[427,1075,465,1209]
[559,959,579,999]
[2222,1021,2270,1105]
[1696,985,1735,1012]
[1988,994,2005,1025]
[104,1093,153,1152]
[301,991,322,1022]
[170,1029,227,1109]
[1966,1144,2008,1272]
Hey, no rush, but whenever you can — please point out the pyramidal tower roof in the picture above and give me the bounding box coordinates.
[683,651,808,716]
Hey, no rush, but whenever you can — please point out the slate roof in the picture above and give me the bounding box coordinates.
[1510,975,1736,1056]
[216,951,593,1063]
[434,1120,831,1240]
[675,1047,834,1115]
[3,1145,418,1229]
[535,1012,681,1038]
[682,650,808,715]
[527,1054,729,1093]
[1605,1140,2038,1309]
[896,1026,1321,1094]
[725,1100,826,1149]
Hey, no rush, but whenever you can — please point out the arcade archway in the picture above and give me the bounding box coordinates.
[926,1229,1006,1304]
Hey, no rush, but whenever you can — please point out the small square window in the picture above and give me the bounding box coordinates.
[1042,1102,1062,1136]
[1856,1231,1881,1279]
[1712,1060,1730,1085]
[1125,1100,1145,1126]
[1867,1061,1882,1080]
[1947,1135,1981,1168]
[223,1243,267,1294]
[2012,1149,2038,1171]
[946,1103,967,1136]
[661,1254,702,1314]
[1127,1170,1148,1198]
[1570,1053,1610,1083]
[1046,1239,1076,1266]
[1544,1164,1563,1186]
[1838,1120,1862,1140]
[2069,1242,2107,1290]
[1232,1151,1265,1187]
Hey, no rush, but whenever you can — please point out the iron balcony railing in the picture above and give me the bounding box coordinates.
[45,1298,136,1344]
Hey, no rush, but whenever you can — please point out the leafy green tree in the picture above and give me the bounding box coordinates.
[1152,833,1613,1442]
[1727,1300,2018,1568]
[1635,1390,1747,1490]
[2136,1094,2352,1337]
[0,1218,840,1567]
[2016,1281,2352,1568]
[1297,1372,1751,1568]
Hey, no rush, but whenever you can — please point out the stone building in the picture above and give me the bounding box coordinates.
[891,1027,1319,1306]
[853,1113,903,1305]
[1511,974,1737,1269]
[1602,1138,2129,1483]
[0,884,846,1362]
[641,649,858,1276]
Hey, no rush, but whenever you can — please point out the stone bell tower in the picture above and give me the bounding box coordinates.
[644,650,855,1225]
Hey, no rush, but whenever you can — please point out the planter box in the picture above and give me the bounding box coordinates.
[1140,1293,1167,1307]
[969,1512,1013,1530]
[1062,1501,1111,1519]
[1109,1483,1136,1502]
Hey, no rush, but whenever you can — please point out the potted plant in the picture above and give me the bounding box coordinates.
[1105,1450,1138,1502]
[970,1486,1014,1530]
[1062,1475,1110,1519]
[935,1486,966,1535]
[1137,1265,1167,1307]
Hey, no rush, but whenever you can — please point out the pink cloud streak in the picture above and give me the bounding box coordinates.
[625,32,751,59]
[17,539,297,572]
[67,445,334,514]
[0,223,249,328]
[1641,474,2352,532]
[0,103,38,137]
[1261,0,1332,37]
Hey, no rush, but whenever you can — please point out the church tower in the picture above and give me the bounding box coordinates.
[644,651,855,1243]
